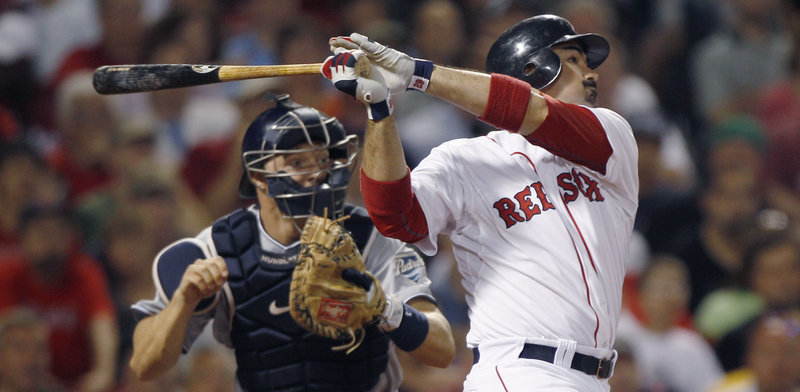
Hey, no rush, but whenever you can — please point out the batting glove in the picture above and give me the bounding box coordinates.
[329,33,434,95]
[322,50,393,121]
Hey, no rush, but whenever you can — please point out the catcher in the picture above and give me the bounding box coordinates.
[128,95,455,391]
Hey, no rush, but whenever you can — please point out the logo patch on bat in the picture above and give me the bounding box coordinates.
[191,65,220,73]
[318,298,353,325]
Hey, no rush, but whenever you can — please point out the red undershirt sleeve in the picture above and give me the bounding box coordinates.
[526,94,613,175]
[360,168,429,243]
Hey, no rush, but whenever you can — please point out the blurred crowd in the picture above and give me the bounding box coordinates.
[0,0,799,391]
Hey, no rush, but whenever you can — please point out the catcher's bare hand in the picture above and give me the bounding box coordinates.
[176,257,228,304]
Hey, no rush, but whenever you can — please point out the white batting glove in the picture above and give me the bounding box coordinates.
[329,33,434,95]
[321,50,393,121]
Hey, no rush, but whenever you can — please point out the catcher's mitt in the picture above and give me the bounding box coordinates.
[289,214,387,353]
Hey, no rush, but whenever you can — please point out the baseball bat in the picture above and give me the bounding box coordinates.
[93,57,371,95]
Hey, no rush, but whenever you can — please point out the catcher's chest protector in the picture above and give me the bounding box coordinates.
[211,209,389,392]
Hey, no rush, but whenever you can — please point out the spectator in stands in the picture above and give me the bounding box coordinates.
[756,0,800,222]
[607,337,656,392]
[220,0,302,67]
[50,0,143,87]
[633,0,721,138]
[629,109,699,256]
[29,0,99,87]
[698,232,800,371]
[708,308,800,392]
[676,117,790,313]
[690,0,791,128]
[0,143,64,252]
[47,71,116,203]
[99,211,159,378]
[75,115,212,255]
[617,256,724,392]
[0,204,117,391]
[37,0,145,131]
[0,307,65,392]
[0,3,37,128]
[141,26,239,171]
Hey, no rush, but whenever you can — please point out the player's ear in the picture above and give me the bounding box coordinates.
[251,174,268,192]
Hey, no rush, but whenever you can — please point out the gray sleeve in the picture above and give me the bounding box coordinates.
[363,230,434,305]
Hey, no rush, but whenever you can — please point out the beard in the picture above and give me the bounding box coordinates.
[583,80,598,107]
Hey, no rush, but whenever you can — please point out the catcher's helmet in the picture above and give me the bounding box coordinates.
[238,94,359,219]
[486,14,610,89]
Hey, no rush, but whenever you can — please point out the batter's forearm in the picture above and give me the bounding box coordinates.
[130,293,199,380]
[426,66,491,116]
[362,116,407,181]
[426,65,548,136]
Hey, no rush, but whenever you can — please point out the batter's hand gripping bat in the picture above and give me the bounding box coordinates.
[93,57,370,95]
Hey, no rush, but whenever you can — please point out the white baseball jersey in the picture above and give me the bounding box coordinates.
[410,106,638,355]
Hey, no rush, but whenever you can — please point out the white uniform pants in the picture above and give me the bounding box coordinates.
[463,338,613,392]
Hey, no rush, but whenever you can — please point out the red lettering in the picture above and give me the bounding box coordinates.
[571,169,584,191]
[514,186,541,220]
[493,198,524,228]
[494,172,603,228]
[578,172,604,201]
[558,173,579,203]
[531,182,555,211]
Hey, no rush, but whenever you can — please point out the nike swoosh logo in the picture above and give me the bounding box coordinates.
[269,300,291,315]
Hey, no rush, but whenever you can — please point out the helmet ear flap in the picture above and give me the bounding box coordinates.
[525,49,562,90]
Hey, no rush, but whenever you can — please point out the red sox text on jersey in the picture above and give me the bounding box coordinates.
[493,168,605,228]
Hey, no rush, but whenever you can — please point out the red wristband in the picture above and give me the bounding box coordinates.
[479,73,532,132]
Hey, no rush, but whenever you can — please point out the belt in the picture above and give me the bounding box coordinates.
[472,343,613,379]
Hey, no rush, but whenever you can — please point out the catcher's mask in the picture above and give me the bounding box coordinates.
[238,94,359,220]
[486,14,609,89]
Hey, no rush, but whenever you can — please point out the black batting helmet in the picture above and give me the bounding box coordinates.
[486,14,610,89]
[238,94,359,219]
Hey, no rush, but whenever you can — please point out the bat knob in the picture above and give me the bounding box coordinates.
[355,56,371,78]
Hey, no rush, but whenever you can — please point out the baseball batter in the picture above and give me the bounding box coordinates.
[127,96,455,391]
[324,14,638,391]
